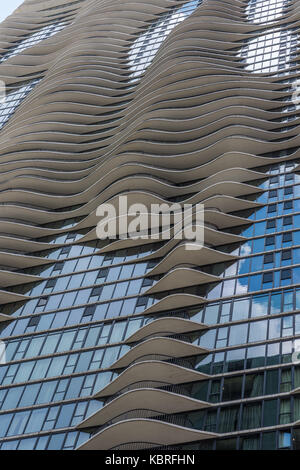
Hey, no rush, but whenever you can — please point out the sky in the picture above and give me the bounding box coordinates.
[0,0,24,24]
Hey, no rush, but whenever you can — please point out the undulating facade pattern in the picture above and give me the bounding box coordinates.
[0,0,300,450]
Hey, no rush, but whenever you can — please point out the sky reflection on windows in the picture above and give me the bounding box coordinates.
[129,0,201,80]
[240,0,297,75]
[0,79,40,129]
[246,0,287,24]
[0,21,66,64]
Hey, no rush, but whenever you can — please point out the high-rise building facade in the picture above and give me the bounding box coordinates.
[0,0,300,451]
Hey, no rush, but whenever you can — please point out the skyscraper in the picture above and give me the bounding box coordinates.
[0,0,299,450]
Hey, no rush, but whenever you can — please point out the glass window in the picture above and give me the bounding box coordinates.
[262,431,276,450]
[249,320,268,343]
[204,304,219,324]
[36,381,57,405]
[41,334,60,355]
[225,348,245,372]
[246,344,265,368]
[263,400,277,427]
[218,406,239,433]
[7,411,31,437]
[232,299,249,321]
[279,399,291,424]
[2,386,23,410]
[14,362,34,383]
[266,343,280,365]
[279,431,291,449]
[244,373,264,398]
[19,383,41,407]
[222,376,242,401]
[229,324,248,346]
[280,368,292,392]
[56,403,76,429]
[25,408,48,434]
[252,294,269,317]
[241,403,261,430]
[240,434,260,450]
[47,356,66,377]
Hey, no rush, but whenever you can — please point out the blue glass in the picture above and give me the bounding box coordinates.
[238,258,250,275]
[25,408,48,434]
[7,411,30,437]
[236,276,249,294]
[36,381,57,405]
[229,324,248,346]
[56,403,76,429]
[248,274,261,292]
[1,386,23,410]
[251,256,264,272]
[18,438,37,450]
[253,238,265,253]
[252,294,269,317]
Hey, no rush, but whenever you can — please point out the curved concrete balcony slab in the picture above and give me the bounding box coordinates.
[77,388,211,429]
[133,238,237,267]
[145,268,219,294]
[0,313,15,322]
[0,251,52,269]
[0,236,60,254]
[0,289,29,305]
[147,245,235,276]
[0,270,42,288]
[77,419,217,450]
[142,293,206,316]
[183,181,264,204]
[75,187,255,241]
[0,221,60,239]
[185,168,265,190]
[94,360,210,399]
[125,317,207,344]
[203,209,253,229]
[112,161,264,185]
[167,152,298,178]
[65,168,263,206]
[110,337,208,370]
[202,195,262,214]
[95,222,245,254]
